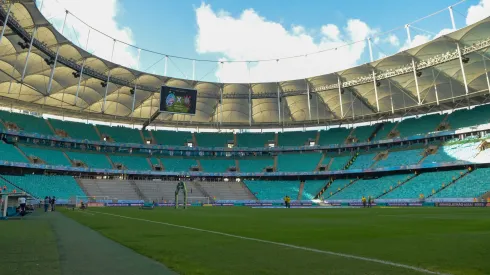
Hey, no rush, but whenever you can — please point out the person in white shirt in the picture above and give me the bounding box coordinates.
[18,196,26,215]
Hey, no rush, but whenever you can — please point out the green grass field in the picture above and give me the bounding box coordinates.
[60,207,490,275]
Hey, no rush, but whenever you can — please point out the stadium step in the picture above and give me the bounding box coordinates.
[297,181,305,200]
[93,125,103,141]
[13,145,30,162]
[62,151,74,166]
[315,154,326,171]
[326,178,360,199]
[129,180,147,201]
[376,173,419,199]
[239,181,258,200]
[74,177,89,197]
[426,168,473,199]
[368,123,384,142]
[44,118,57,135]
[193,182,213,201]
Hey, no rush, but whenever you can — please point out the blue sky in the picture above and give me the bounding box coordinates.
[39,0,488,82]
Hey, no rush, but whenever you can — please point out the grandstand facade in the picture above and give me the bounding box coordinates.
[0,1,490,207]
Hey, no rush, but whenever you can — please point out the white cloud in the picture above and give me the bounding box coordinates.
[399,34,431,52]
[195,3,375,82]
[39,0,138,70]
[386,34,400,46]
[466,0,490,25]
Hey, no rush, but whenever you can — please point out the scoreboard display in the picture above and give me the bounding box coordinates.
[160,86,197,115]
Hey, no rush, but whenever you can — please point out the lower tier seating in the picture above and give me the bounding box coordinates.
[432,168,490,199]
[301,180,327,200]
[245,180,300,200]
[2,175,85,200]
[329,174,412,200]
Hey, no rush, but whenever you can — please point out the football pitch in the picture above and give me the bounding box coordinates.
[58,207,490,275]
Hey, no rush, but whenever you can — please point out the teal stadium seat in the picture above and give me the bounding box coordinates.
[372,122,396,141]
[348,152,377,170]
[397,114,444,138]
[448,104,490,129]
[278,131,316,146]
[20,146,71,166]
[152,131,193,146]
[49,119,100,141]
[0,142,28,163]
[277,153,322,172]
[329,174,411,200]
[97,125,143,144]
[110,155,151,170]
[236,132,274,147]
[0,111,53,135]
[161,158,196,172]
[351,125,377,142]
[200,158,235,172]
[3,175,85,200]
[433,168,490,199]
[196,132,233,147]
[245,180,300,200]
[301,180,327,200]
[324,155,352,170]
[382,170,463,199]
[318,128,350,145]
[375,149,424,167]
[239,158,274,173]
[322,179,354,197]
[66,151,113,169]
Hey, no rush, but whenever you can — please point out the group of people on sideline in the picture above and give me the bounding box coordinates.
[362,196,374,207]
[41,196,56,212]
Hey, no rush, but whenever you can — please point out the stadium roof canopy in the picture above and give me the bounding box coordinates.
[1,1,490,129]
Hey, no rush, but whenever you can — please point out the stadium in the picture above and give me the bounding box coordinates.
[1,0,490,274]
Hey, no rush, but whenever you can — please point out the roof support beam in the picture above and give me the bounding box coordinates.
[372,70,380,112]
[456,42,469,95]
[431,68,440,105]
[21,27,37,82]
[337,76,344,118]
[0,3,12,45]
[7,53,19,94]
[46,11,68,95]
[102,39,116,113]
[388,80,395,114]
[411,58,421,105]
[248,85,252,126]
[277,83,281,124]
[305,79,311,120]
[483,53,490,94]
[74,59,86,106]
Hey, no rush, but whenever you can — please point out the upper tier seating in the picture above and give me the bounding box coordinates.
[329,174,412,200]
[375,148,424,167]
[277,153,322,172]
[200,158,235,172]
[151,131,193,146]
[396,114,444,138]
[239,158,273,173]
[372,122,396,141]
[382,170,463,199]
[20,146,71,166]
[97,125,143,143]
[301,180,327,200]
[65,151,113,169]
[447,104,490,129]
[110,155,151,170]
[324,155,352,170]
[318,128,350,145]
[198,182,256,200]
[432,168,490,199]
[351,125,377,142]
[196,132,233,147]
[236,133,274,147]
[78,178,140,200]
[161,158,196,172]
[49,119,100,140]
[3,175,85,199]
[348,152,377,170]
[0,111,53,135]
[423,142,480,164]
[278,131,316,146]
[245,180,300,200]
[0,141,28,163]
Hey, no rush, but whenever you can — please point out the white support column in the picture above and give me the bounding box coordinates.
[85,28,91,51]
[102,39,116,113]
[21,27,37,82]
[350,89,355,119]
[219,86,223,125]
[405,24,412,45]
[164,56,168,76]
[277,83,281,123]
[305,79,311,120]
[7,53,19,94]
[368,38,374,62]
[483,54,490,94]
[456,42,469,95]
[74,59,86,106]
[388,80,395,114]
[47,11,68,95]
[411,58,421,105]
[248,85,252,126]
[131,51,142,117]
[0,3,12,44]
[449,6,457,30]
[431,68,440,105]
[372,70,380,112]
[337,76,344,118]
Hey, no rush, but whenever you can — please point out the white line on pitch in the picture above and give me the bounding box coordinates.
[89,210,451,275]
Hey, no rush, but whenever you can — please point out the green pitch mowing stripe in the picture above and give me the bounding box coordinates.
[61,207,490,275]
